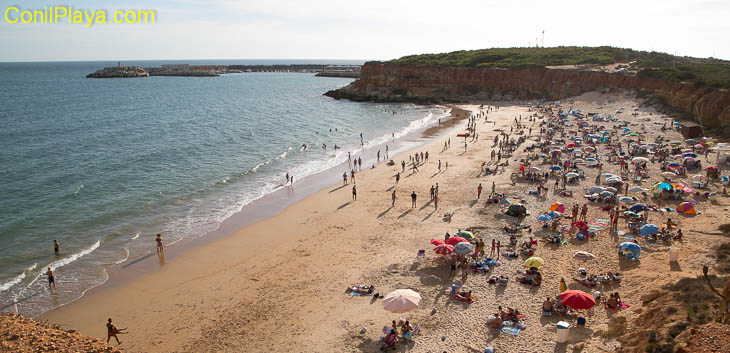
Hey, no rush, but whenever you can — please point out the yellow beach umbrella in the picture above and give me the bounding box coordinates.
[524,256,545,268]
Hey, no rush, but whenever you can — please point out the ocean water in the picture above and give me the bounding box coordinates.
[0,60,448,316]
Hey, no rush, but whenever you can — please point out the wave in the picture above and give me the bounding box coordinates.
[74,184,84,195]
[0,272,26,292]
[131,233,140,240]
[114,248,130,265]
[24,240,101,292]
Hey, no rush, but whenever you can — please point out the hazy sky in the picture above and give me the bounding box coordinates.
[1,0,729,62]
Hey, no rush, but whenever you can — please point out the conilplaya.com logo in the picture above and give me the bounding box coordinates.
[4,5,156,27]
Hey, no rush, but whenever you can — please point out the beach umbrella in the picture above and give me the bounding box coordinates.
[529,166,541,172]
[628,186,646,193]
[524,257,545,268]
[629,203,647,212]
[430,239,445,246]
[619,196,634,203]
[456,231,474,239]
[668,163,681,167]
[684,157,697,163]
[559,278,567,293]
[677,202,697,215]
[605,178,622,185]
[619,242,641,252]
[433,244,454,255]
[705,166,719,171]
[692,174,707,180]
[600,190,615,197]
[559,290,596,310]
[453,242,473,255]
[632,157,649,164]
[550,202,566,213]
[536,214,553,222]
[445,236,468,245]
[383,289,421,313]
[551,165,563,171]
[572,221,588,230]
[605,186,618,193]
[684,153,698,158]
[654,182,673,191]
[602,173,618,178]
[640,224,659,236]
[587,186,605,194]
[583,146,595,152]
[661,172,676,178]
[623,211,640,218]
[567,143,576,148]
[585,158,597,162]
[506,204,529,217]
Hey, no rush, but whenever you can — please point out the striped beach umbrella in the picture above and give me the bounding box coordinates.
[433,244,454,255]
[453,242,473,255]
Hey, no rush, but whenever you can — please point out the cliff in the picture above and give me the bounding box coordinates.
[326,63,730,131]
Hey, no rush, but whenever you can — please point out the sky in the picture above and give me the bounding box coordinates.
[1,0,729,62]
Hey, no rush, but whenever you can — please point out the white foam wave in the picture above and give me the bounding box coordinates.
[25,263,38,272]
[131,233,140,240]
[114,248,130,264]
[0,272,26,292]
[47,240,100,271]
[74,184,84,195]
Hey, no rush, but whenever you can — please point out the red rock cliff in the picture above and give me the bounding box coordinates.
[326,63,730,131]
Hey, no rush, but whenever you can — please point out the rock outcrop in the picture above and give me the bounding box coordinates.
[326,63,730,131]
[0,312,118,353]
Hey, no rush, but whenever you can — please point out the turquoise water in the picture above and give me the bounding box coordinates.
[0,61,447,316]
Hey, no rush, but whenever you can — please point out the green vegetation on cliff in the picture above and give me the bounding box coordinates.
[387,46,730,89]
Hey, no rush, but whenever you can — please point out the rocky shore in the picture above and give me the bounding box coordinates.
[1,313,118,353]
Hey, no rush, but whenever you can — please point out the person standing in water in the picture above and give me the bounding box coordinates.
[156,234,163,253]
[53,240,60,255]
[286,172,290,184]
[46,267,55,289]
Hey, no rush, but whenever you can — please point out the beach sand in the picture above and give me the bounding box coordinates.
[41,91,730,352]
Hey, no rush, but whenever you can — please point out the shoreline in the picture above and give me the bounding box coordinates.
[37,105,468,317]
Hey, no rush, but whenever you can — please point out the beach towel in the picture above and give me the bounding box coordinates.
[500,324,521,336]
[350,291,374,296]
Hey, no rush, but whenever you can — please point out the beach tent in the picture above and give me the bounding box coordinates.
[559,290,596,310]
[383,289,421,313]
[433,244,454,255]
[506,204,529,217]
[677,202,697,215]
[445,236,468,246]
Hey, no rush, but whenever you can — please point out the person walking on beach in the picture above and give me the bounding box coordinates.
[358,157,362,171]
[430,185,435,200]
[401,160,406,172]
[352,185,357,201]
[477,183,483,199]
[46,267,55,289]
[433,194,439,210]
[343,172,348,185]
[106,318,127,344]
[411,191,417,208]
[351,169,355,183]
[156,234,163,253]
[391,190,397,207]
[54,240,60,255]
[395,172,400,184]
[496,241,501,259]
[290,175,294,185]
[580,204,588,222]
[377,150,381,162]
[425,151,429,162]
[460,260,468,283]
[438,160,442,172]
[435,183,439,197]
[286,172,290,184]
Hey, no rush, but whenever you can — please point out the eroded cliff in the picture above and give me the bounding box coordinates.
[326,63,730,132]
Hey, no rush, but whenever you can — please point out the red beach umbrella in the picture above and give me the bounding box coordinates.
[433,244,455,255]
[431,239,445,246]
[559,290,596,310]
[445,236,468,245]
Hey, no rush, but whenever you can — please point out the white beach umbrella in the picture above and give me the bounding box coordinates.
[383,289,422,313]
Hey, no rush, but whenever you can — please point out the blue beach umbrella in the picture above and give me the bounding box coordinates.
[656,182,673,191]
[454,242,473,254]
[629,203,647,212]
[536,214,553,222]
[586,158,597,162]
[683,153,697,158]
[640,224,659,236]
[551,165,563,171]
[619,196,633,203]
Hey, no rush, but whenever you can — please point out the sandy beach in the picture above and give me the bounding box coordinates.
[40,91,730,353]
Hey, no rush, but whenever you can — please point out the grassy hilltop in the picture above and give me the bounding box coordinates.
[386,46,730,89]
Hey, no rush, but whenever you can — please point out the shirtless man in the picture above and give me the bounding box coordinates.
[106,318,127,344]
[46,267,55,289]
[53,240,60,255]
[542,297,554,313]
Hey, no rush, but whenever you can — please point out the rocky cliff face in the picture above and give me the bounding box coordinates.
[326,63,730,131]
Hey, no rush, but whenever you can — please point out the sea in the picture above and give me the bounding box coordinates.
[0,60,449,317]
